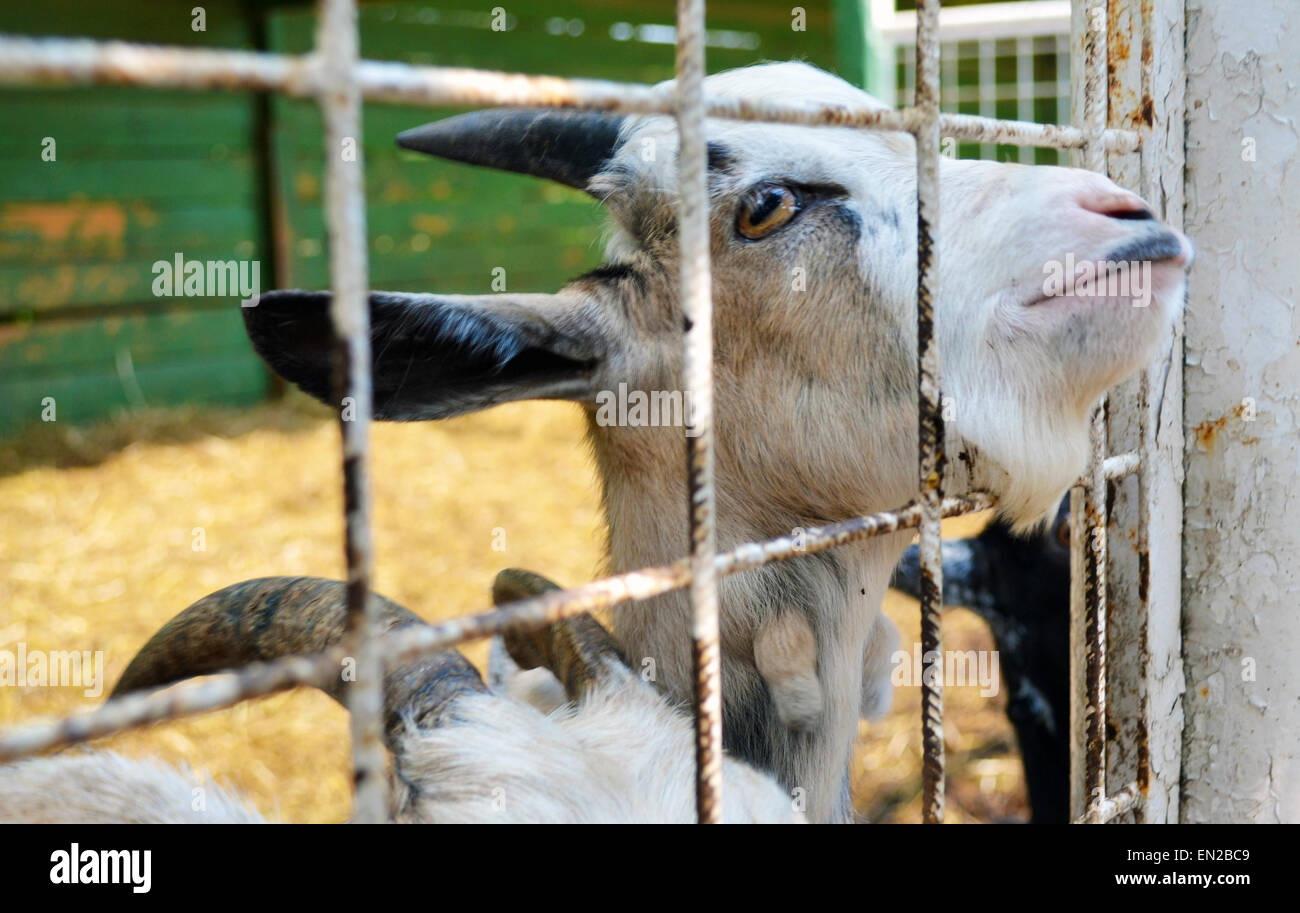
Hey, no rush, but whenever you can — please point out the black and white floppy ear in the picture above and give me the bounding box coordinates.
[243,290,602,420]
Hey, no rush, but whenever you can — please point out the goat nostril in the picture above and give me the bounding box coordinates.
[1079,192,1155,222]
[1107,207,1155,221]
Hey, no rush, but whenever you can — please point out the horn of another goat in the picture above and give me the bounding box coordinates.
[112,577,487,746]
[396,108,625,194]
[492,568,634,699]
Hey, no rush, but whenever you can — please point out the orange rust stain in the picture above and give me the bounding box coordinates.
[1110,24,1133,66]
[295,173,320,202]
[17,265,77,308]
[80,207,128,249]
[1,203,80,242]
[1139,96,1154,128]
[131,201,160,229]
[0,324,31,347]
[409,214,451,237]
[1193,415,1228,451]
[379,179,416,204]
[0,201,127,256]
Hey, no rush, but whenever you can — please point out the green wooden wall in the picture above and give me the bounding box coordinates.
[0,0,839,436]
[0,1,270,433]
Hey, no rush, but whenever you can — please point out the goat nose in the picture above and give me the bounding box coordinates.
[1077,190,1154,221]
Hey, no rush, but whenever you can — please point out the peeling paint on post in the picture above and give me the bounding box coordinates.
[1104,0,1187,825]
[1181,0,1300,823]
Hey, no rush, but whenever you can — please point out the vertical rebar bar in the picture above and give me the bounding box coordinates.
[1079,0,1110,818]
[674,0,723,824]
[316,0,386,824]
[1133,0,1157,822]
[914,0,946,826]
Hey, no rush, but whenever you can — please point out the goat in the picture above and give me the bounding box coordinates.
[891,497,1070,822]
[239,62,1189,822]
[0,574,802,823]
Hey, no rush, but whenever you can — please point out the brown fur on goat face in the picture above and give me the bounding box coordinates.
[244,63,1190,822]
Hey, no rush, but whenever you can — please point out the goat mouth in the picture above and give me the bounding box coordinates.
[1104,229,1192,266]
[1022,230,1190,309]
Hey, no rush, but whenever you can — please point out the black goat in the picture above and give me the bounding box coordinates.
[891,498,1070,823]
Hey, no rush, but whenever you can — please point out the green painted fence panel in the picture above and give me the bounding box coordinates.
[0,0,270,435]
[0,309,268,430]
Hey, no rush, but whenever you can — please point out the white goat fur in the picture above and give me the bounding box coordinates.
[0,651,803,824]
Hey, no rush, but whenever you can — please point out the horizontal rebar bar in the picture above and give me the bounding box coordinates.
[1075,782,1142,824]
[1103,451,1140,481]
[0,35,1139,151]
[0,493,993,762]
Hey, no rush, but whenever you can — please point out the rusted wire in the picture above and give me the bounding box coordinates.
[1076,0,1111,821]
[914,0,946,826]
[1103,451,1140,481]
[673,0,723,825]
[1076,782,1141,824]
[0,35,1140,151]
[0,494,994,763]
[316,0,386,825]
[0,653,341,764]
[1134,0,1158,824]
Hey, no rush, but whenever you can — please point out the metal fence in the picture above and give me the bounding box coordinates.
[884,0,1073,164]
[0,0,1181,824]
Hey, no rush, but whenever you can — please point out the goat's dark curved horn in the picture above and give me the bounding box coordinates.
[396,108,626,195]
[492,568,635,699]
[112,577,487,746]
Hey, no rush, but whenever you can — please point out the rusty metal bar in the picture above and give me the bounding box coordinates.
[316,0,386,824]
[1069,0,1112,822]
[1103,451,1140,481]
[1074,452,1138,487]
[0,653,340,764]
[673,0,723,825]
[0,35,1139,150]
[914,0,946,826]
[1076,782,1142,824]
[0,494,994,763]
[1133,0,1157,823]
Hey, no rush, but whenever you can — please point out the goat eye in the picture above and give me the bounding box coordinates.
[1054,518,1071,548]
[737,184,801,240]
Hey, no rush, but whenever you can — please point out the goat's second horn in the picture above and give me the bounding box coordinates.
[112,576,488,747]
[493,568,635,699]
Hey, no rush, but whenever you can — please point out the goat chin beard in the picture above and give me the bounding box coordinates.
[958,406,1092,534]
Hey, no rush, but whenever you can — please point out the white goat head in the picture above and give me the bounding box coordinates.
[0,575,800,824]
[243,63,1190,822]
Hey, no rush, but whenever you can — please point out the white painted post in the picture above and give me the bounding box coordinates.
[1102,0,1187,825]
[1180,0,1300,823]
